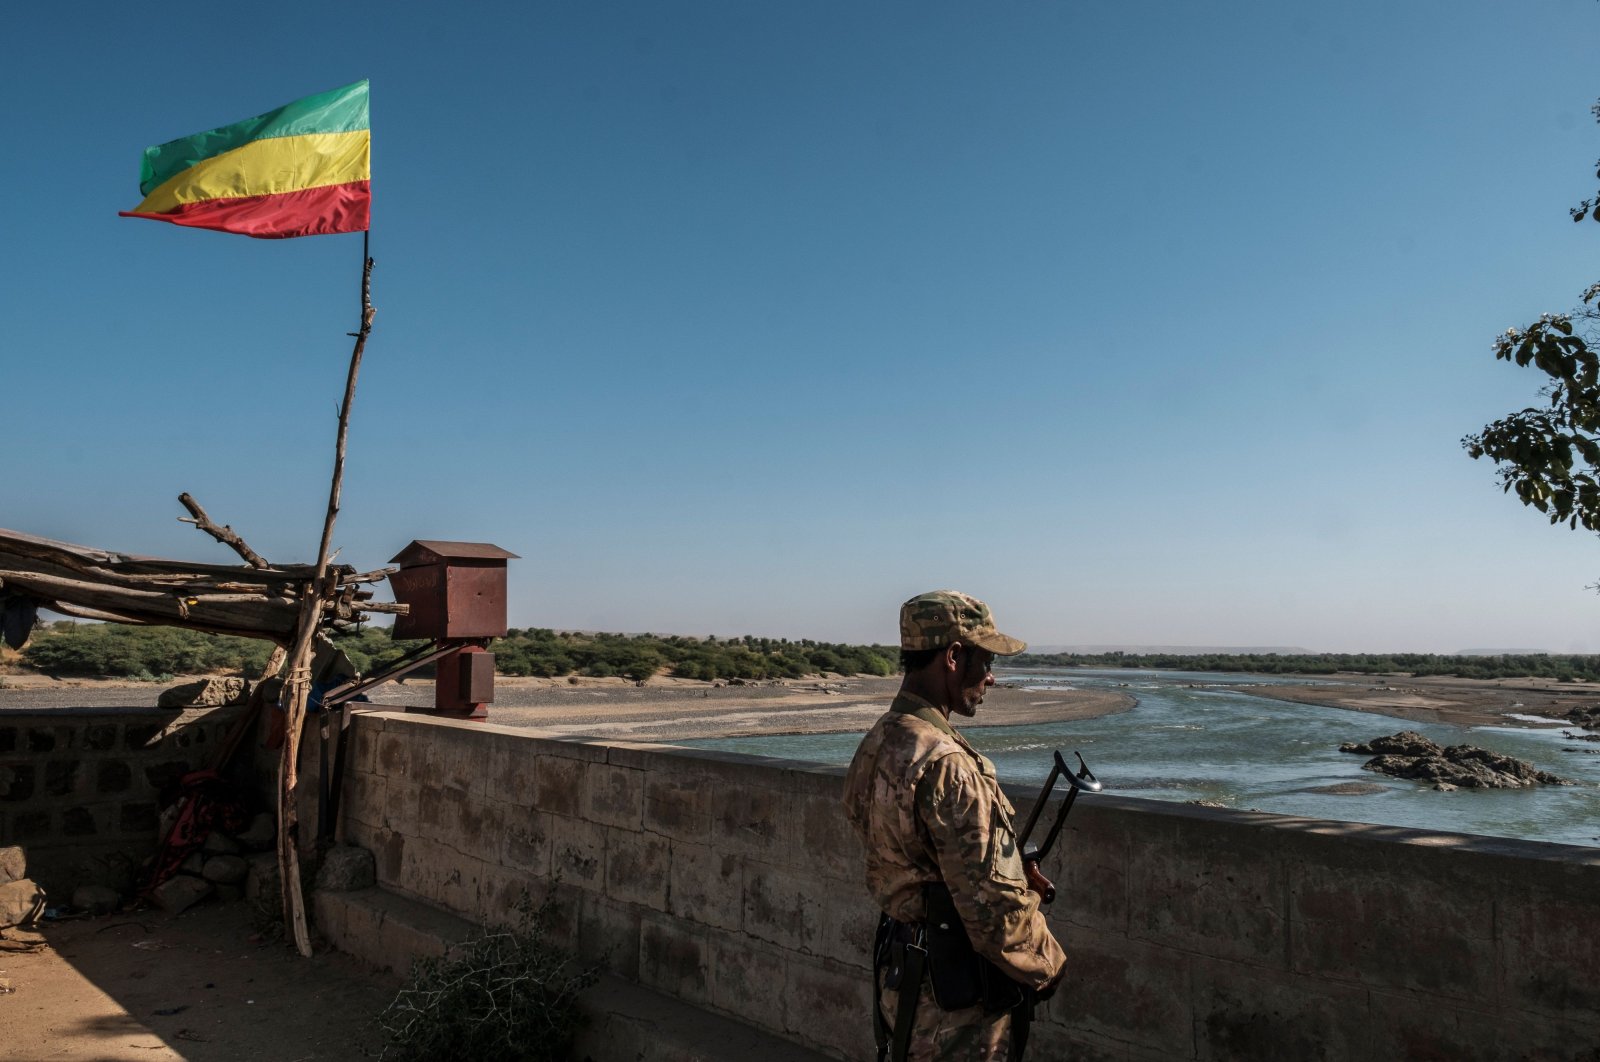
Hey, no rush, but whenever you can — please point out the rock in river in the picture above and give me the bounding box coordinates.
[1339,730,1573,789]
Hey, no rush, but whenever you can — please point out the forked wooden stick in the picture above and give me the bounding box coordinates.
[277,250,376,957]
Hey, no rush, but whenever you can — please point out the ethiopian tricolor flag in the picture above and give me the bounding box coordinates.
[120,80,370,239]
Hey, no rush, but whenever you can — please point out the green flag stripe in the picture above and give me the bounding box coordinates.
[138,80,369,197]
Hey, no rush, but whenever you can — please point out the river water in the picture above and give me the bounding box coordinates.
[680,668,1600,849]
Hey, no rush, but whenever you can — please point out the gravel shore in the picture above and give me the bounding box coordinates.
[4,669,1590,737]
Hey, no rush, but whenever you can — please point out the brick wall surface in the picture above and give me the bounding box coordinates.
[0,706,248,893]
[339,710,1600,1062]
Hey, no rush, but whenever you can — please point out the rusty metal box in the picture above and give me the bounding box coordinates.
[388,540,518,641]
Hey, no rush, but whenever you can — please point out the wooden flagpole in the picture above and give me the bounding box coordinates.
[277,236,375,956]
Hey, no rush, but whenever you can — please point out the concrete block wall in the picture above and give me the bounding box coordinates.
[0,706,247,893]
[338,710,1600,1061]
[338,711,874,1059]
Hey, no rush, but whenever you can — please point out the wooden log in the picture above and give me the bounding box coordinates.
[177,493,270,570]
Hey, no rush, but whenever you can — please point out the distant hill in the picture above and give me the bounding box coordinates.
[1026,644,1312,656]
[1453,648,1552,657]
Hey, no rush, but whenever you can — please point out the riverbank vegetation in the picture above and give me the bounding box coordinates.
[1014,651,1600,682]
[9,622,899,683]
[17,622,1595,684]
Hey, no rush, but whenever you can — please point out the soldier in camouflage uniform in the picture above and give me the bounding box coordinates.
[842,591,1065,1062]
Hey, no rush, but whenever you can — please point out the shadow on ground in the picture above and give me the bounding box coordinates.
[0,900,396,1061]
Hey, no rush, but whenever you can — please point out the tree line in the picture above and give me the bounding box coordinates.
[1013,651,1600,682]
[10,622,899,683]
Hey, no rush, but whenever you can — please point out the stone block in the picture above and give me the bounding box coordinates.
[710,781,791,858]
[151,874,212,915]
[377,775,421,836]
[416,783,466,845]
[28,728,60,753]
[1363,988,1509,1062]
[244,852,279,903]
[236,812,275,850]
[1050,803,1131,935]
[640,913,710,1003]
[709,929,790,1032]
[338,771,386,833]
[1126,816,1286,967]
[119,802,158,835]
[584,763,643,830]
[669,841,743,931]
[376,730,410,780]
[500,808,551,876]
[548,814,607,890]
[643,771,712,842]
[157,676,248,708]
[13,810,50,839]
[1191,957,1369,1061]
[428,725,490,798]
[1018,1021,1125,1062]
[83,725,116,751]
[396,832,484,915]
[579,892,641,981]
[61,806,97,836]
[316,845,376,891]
[535,756,583,816]
[377,829,405,885]
[606,827,669,910]
[0,878,44,927]
[124,723,163,751]
[0,727,14,754]
[817,899,877,970]
[475,864,541,927]
[347,722,378,778]
[96,761,132,794]
[1287,856,1493,999]
[203,831,242,854]
[44,760,80,797]
[484,737,538,807]
[1,764,35,801]
[742,861,825,954]
[799,791,859,881]
[143,760,191,791]
[1052,926,1193,1059]
[200,851,246,883]
[782,956,873,1059]
[72,884,120,915]
[453,787,505,858]
[1498,883,1600,1017]
[0,846,24,884]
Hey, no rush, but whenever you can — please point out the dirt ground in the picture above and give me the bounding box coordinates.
[1231,672,1600,728]
[0,902,396,1062]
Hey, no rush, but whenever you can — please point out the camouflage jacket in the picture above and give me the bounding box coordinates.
[842,691,1066,989]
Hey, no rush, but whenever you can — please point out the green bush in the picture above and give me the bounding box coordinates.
[14,621,902,683]
[22,623,275,678]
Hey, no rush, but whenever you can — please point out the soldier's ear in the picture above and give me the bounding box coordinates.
[943,642,963,673]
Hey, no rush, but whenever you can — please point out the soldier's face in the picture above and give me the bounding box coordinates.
[950,646,995,717]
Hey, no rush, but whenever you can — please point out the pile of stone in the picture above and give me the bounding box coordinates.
[0,846,44,930]
[1339,731,1573,791]
[1564,705,1600,728]
[149,810,276,915]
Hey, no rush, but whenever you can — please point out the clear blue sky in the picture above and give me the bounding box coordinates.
[7,2,1600,652]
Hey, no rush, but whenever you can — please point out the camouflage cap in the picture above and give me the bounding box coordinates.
[899,590,1026,656]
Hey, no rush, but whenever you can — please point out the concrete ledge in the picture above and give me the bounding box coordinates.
[316,886,831,1062]
[576,974,833,1062]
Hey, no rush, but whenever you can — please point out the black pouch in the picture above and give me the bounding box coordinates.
[922,885,1026,1014]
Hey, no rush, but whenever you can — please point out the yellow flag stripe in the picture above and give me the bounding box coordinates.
[132,129,370,215]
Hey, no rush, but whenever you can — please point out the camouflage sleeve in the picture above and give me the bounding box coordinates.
[915,751,1066,989]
